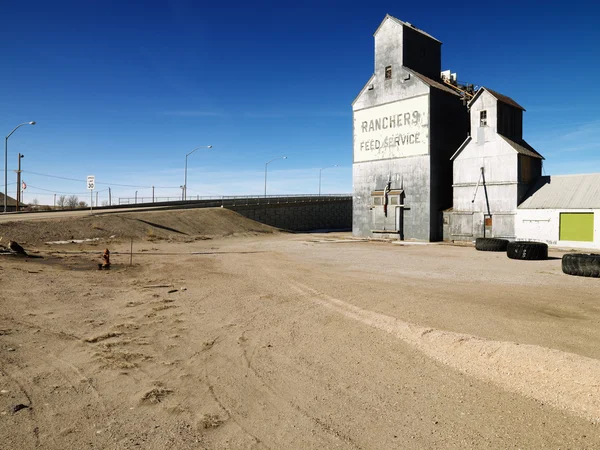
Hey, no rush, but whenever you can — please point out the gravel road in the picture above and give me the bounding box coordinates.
[1,232,599,449]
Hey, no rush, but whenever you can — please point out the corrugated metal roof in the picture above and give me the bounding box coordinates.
[519,173,600,209]
[469,87,526,111]
[450,136,472,160]
[484,88,525,111]
[450,135,543,161]
[499,135,544,159]
[376,15,442,43]
[407,68,462,97]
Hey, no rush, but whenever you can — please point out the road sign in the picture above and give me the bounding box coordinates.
[87,175,95,190]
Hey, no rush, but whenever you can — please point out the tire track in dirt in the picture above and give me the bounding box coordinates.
[288,281,600,422]
[237,329,362,449]
[0,365,40,447]
[202,355,267,449]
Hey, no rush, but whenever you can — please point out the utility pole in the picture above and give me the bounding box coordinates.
[4,121,35,213]
[15,153,24,211]
[53,193,56,208]
[109,187,111,206]
[96,191,98,207]
[152,186,155,203]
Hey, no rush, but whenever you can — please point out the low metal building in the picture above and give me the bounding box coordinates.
[516,174,600,249]
[443,88,544,241]
[352,15,468,241]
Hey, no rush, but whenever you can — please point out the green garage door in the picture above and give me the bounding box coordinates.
[559,213,594,242]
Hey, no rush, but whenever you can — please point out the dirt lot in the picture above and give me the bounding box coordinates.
[1,209,599,449]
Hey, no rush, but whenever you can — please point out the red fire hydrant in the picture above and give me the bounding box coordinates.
[102,248,111,269]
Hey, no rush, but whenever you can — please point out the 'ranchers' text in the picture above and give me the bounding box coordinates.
[358,110,425,152]
[354,97,429,162]
[360,111,421,133]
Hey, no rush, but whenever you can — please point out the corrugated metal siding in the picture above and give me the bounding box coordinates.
[518,174,600,209]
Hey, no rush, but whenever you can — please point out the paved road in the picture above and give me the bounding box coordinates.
[0,205,185,222]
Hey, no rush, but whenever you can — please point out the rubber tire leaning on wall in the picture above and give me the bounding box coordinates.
[506,241,548,260]
[475,238,509,252]
[562,253,600,278]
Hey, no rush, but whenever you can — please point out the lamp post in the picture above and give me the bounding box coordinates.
[16,153,24,211]
[319,164,338,196]
[264,156,287,197]
[184,145,212,201]
[4,121,35,213]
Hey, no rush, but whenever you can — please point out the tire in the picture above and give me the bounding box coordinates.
[475,238,509,252]
[562,253,600,278]
[506,241,548,260]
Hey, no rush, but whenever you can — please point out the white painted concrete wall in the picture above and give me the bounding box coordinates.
[516,209,600,249]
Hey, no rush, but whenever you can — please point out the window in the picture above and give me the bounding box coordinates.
[480,110,487,127]
[385,65,392,80]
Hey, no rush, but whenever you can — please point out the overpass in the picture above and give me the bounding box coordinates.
[0,195,353,232]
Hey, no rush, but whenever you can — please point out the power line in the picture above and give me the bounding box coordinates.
[21,170,180,189]
[25,184,109,195]
[21,171,83,182]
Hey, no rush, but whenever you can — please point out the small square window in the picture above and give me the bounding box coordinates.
[373,196,382,206]
[480,110,487,127]
[389,196,398,205]
[385,66,392,80]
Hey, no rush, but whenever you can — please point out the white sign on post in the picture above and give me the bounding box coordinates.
[87,175,95,214]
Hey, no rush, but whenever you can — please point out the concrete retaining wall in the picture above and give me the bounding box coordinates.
[227,197,352,232]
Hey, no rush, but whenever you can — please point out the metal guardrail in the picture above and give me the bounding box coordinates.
[3,195,352,216]
[118,194,351,205]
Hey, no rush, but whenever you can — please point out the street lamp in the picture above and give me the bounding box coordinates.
[4,121,35,213]
[184,145,212,201]
[319,164,338,196]
[16,153,24,211]
[264,156,287,197]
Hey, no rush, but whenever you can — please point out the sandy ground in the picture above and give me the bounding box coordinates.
[1,209,600,449]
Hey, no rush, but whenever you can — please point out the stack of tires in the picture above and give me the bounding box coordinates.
[475,238,548,260]
[562,253,600,278]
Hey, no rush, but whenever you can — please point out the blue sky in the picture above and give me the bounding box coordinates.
[2,0,599,205]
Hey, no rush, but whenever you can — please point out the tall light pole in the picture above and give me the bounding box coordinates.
[4,121,35,213]
[16,153,24,211]
[319,164,338,196]
[264,156,287,197]
[184,145,212,201]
